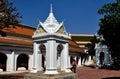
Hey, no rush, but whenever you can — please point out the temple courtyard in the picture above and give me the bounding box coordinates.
[0,66,120,79]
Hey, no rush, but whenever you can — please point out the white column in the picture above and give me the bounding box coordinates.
[61,49,64,71]
[10,51,15,71]
[14,54,18,71]
[78,57,82,67]
[74,56,77,61]
[28,54,33,70]
[7,51,15,71]
[86,56,94,65]
[45,40,58,74]
[85,56,89,65]
[67,55,71,72]
[32,42,39,73]
[64,43,70,72]
[95,49,100,67]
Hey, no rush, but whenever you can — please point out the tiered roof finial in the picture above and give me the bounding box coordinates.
[43,4,59,25]
[50,4,53,13]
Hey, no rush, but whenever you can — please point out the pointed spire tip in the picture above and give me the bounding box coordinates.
[50,3,53,13]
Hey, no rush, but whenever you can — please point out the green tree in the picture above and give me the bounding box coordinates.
[0,0,21,36]
[98,0,120,68]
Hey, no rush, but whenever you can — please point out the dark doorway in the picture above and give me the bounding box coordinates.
[17,54,29,70]
[57,44,63,54]
[42,55,45,71]
[39,44,46,71]
[100,52,105,66]
[0,53,7,71]
[76,56,79,65]
[39,44,46,54]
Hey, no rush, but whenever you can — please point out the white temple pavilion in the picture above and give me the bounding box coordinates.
[32,5,70,74]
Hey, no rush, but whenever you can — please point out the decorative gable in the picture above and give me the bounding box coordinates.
[35,25,46,35]
[56,26,66,35]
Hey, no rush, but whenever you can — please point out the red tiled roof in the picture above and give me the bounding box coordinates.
[1,24,34,45]
[2,25,35,36]
[0,37,33,45]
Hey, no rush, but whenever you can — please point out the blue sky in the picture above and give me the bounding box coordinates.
[14,0,114,34]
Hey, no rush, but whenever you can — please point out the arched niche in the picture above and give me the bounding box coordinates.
[17,53,29,70]
[57,44,63,56]
[39,44,46,54]
[39,44,46,70]
[0,52,7,71]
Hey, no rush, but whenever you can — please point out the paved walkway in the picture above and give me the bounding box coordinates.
[76,66,120,79]
[0,66,120,79]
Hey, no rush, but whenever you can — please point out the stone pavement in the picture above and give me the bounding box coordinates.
[0,66,120,79]
[76,66,120,79]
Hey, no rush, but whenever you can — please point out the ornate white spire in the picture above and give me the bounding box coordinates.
[43,4,59,26]
[34,4,67,34]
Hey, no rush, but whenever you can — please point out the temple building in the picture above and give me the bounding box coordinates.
[0,6,85,72]
[70,34,94,49]
[70,34,95,65]
[0,24,34,71]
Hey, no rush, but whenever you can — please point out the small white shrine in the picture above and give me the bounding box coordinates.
[95,36,112,68]
[32,5,70,74]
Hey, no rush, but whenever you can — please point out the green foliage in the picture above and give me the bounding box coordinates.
[98,0,120,52]
[0,0,22,36]
[98,0,120,68]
